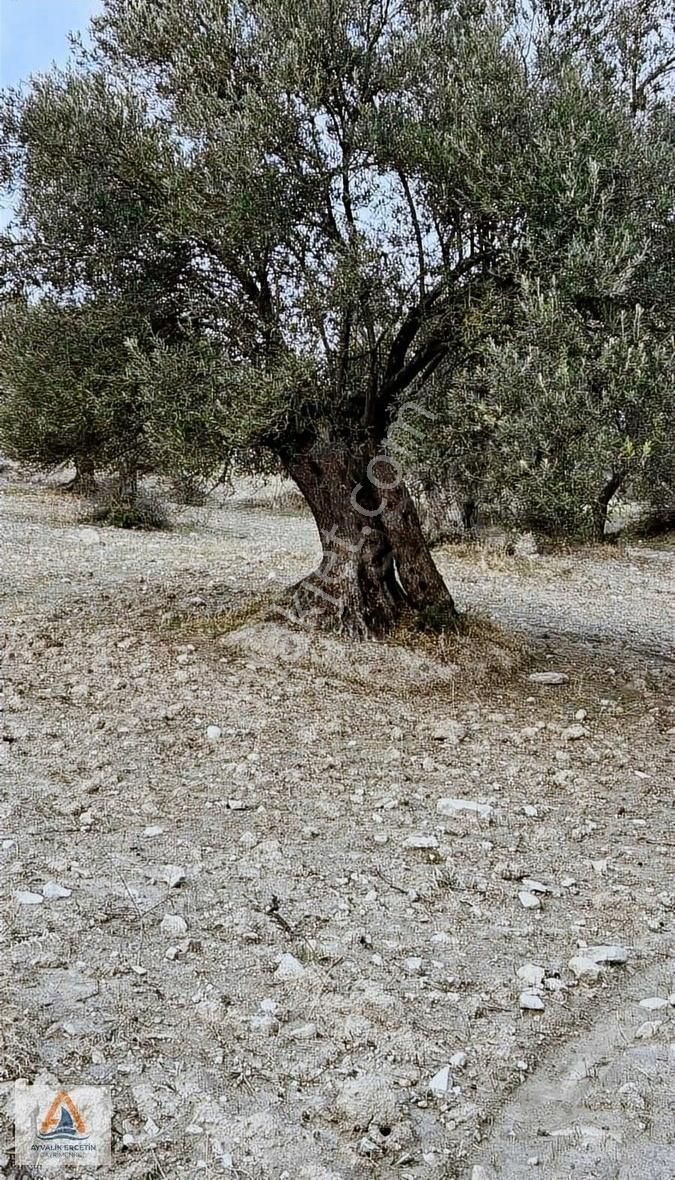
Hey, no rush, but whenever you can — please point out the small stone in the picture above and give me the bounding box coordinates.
[250,1013,279,1035]
[561,724,589,741]
[436,798,494,819]
[520,992,545,1011]
[449,1051,468,1070]
[471,1167,494,1180]
[206,725,222,742]
[143,824,164,838]
[518,891,540,909]
[160,914,188,937]
[639,996,668,1011]
[16,890,44,906]
[635,1020,662,1040]
[517,964,545,988]
[428,1065,453,1097]
[575,709,588,721]
[78,526,103,545]
[162,865,187,888]
[42,882,72,900]
[274,953,306,981]
[404,834,439,850]
[523,805,539,817]
[585,944,628,965]
[568,955,601,981]
[287,1022,317,1040]
[431,720,467,743]
[521,878,550,893]
[528,672,568,685]
[403,956,424,974]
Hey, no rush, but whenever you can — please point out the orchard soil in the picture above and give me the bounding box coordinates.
[0,469,673,1180]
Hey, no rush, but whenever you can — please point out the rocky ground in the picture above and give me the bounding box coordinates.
[0,470,673,1180]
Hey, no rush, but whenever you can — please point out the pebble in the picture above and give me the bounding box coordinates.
[585,944,628,965]
[561,724,589,741]
[568,955,601,980]
[522,878,549,893]
[42,882,72,900]
[517,964,545,988]
[428,1065,453,1097]
[436,798,494,819]
[206,725,222,742]
[404,834,439,850]
[16,890,44,906]
[160,914,188,937]
[274,952,306,981]
[431,720,467,743]
[635,1020,662,1040]
[518,891,540,909]
[519,992,545,1011]
[528,672,568,685]
[143,825,164,838]
[161,865,187,888]
[639,996,668,1011]
[449,1051,468,1069]
[287,1021,317,1040]
[403,956,424,974]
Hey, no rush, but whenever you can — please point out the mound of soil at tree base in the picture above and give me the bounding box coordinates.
[217,620,528,694]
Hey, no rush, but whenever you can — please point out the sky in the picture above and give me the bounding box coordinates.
[0,0,101,88]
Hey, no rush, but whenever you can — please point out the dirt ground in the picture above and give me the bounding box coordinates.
[0,470,673,1180]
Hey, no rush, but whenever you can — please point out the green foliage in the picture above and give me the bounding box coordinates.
[0,0,672,542]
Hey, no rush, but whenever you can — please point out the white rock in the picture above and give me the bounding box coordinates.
[635,1020,662,1040]
[143,824,164,838]
[519,992,545,1011]
[16,890,44,906]
[436,798,494,819]
[528,672,568,685]
[561,724,589,741]
[287,1022,317,1040]
[161,865,187,888]
[404,834,439,850]
[568,955,601,981]
[639,996,668,1011]
[449,1051,468,1070]
[206,725,222,742]
[431,720,467,743]
[518,891,540,910]
[403,956,424,974]
[575,709,588,721]
[428,1065,453,1097]
[523,805,539,817]
[160,914,188,937]
[250,1013,278,1035]
[517,964,545,988]
[585,944,628,965]
[42,882,72,900]
[521,878,550,893]
[274,952,306,981]
[78,527,103,545]
[471,1167,495,1180]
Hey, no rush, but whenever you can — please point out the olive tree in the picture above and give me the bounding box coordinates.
[2,0,672,631]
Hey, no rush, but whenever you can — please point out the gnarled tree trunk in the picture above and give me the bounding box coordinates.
[66,453,97,495]
[592,469,626,541]
[281,446,458,638]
